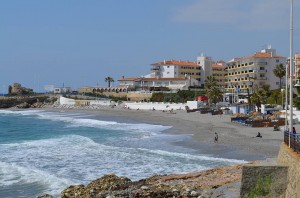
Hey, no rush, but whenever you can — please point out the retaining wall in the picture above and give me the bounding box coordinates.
[277,143,300,198]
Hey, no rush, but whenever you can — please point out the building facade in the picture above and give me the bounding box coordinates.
[149,60,201,84]
[225,47,286,103]
[197,54,213,85]
[118,76,198,91]
[212,62,227,88]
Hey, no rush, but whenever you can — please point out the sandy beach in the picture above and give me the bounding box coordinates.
[46,106,285,161]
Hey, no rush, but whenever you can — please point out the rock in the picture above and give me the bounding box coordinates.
[37,194,53,198]
[15,102,30,108]
[191,190,199,196]
[60,163,251,198]
[140,185,149,190]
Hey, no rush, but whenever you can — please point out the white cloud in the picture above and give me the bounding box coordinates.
[172,0,295,31]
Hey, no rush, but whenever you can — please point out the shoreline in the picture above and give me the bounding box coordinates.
[42,106,283,162]
[3,106,284,197]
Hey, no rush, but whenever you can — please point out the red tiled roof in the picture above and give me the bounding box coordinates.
[141,77,187,81]
[212,64,226,69]
[151,60,198,67]
[238,52,285,61]
[118,77,189,82]
[118,77,139,81]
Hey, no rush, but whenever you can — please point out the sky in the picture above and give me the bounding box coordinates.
[1,0,300,92]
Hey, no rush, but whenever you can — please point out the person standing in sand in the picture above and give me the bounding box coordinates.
[214,132,218,143]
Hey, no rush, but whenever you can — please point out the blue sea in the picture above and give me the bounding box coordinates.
[0,109,246,198]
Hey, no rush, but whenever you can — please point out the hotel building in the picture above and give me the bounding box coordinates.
[212,61,227,88]
[149,60,201,84]
[225,47,286,103]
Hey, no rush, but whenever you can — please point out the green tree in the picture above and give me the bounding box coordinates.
[105,76,114,87]
[251,88,268,110]
[204,76,223,106]
[269,89,281,104]
[273,63,286,89]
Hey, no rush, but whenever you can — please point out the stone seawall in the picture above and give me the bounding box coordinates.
[277,142,300,198]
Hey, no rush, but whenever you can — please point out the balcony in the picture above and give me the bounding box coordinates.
[151,67,160,72]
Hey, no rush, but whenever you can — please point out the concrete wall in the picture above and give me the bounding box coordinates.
[59,96,113,106]
[60,96,75,105]
[124,102,186,111]
[277,143,300,198]
[240,165,288,198]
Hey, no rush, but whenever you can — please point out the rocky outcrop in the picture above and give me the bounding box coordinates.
[60,163,252,198]
[0,95,58,109]
[8,83,33,95]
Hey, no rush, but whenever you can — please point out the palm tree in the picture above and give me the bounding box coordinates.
[204,76,223,106]
[251,88,268,111]
[273,63,286,89]
[105,76,114,87]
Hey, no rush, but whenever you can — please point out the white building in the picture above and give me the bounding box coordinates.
[148,60,201,85]
[197,54,213,85]
[44,85,72,94]
[118,76,198,91]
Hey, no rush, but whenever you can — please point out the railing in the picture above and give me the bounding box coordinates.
[284,132,300,153]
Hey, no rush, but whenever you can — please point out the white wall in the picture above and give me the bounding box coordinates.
[59,96,113,106]
[90,100,114,106]
[59,96,75,105]
[124,102,186,111]
[161,65,176,78]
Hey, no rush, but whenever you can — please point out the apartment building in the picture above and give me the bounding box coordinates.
[212,61,227,88]
[149,60,201,84]
[225,47,286,102]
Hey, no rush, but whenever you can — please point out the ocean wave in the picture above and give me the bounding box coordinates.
[0,161,72,197]
[0,109,44,116]
[0,135,245,181]
[0,110,171,135]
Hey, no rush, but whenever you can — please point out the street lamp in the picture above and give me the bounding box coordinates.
[287,0,294,147]
[246,74,256,112]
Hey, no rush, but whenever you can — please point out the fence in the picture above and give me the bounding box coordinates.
[284,132,300,153]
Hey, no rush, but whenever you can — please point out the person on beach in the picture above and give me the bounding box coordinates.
[214,132,218,143]
[256,132,262,138]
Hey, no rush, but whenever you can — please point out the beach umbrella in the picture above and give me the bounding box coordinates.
[253,116,261,120]
[253,111,262,115]
[269,115,277,120]
[232,113,240,117]
[272,111,281,115]
[249,111,255,115]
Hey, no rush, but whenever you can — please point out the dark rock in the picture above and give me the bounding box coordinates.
[0,95,58,109]
[37,194,53,198]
